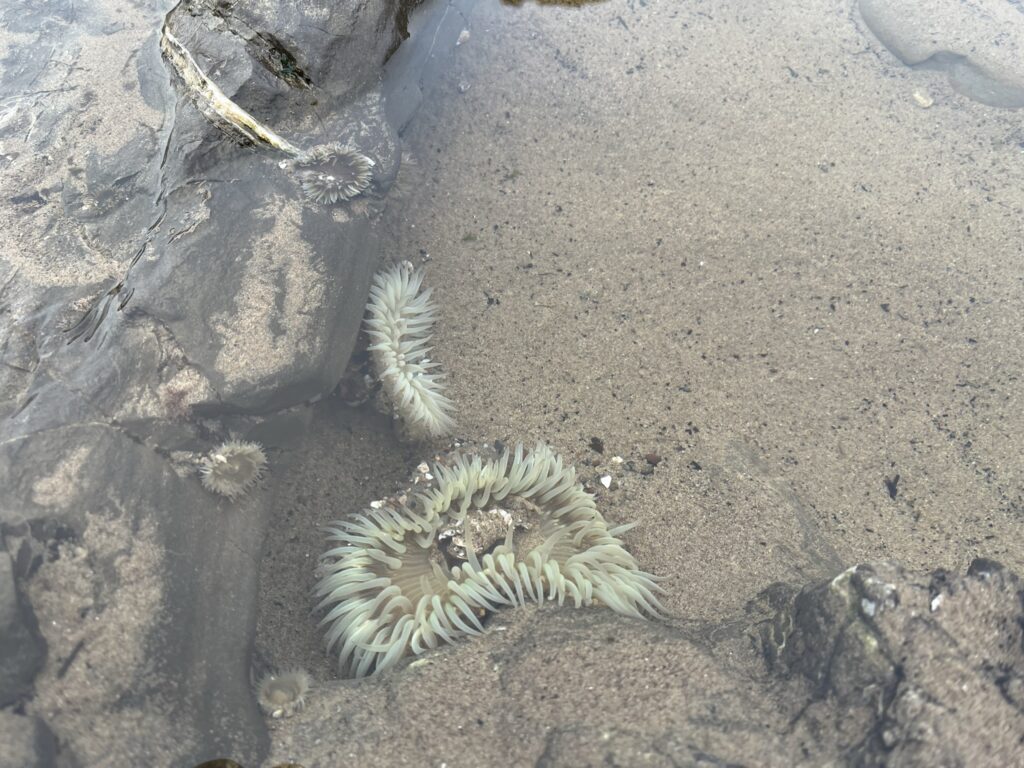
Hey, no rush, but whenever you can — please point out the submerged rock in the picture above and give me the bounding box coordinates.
[766,559,1024,765]
[0,0,475,763]
[858,0,1024,108]
[271,560,1024,766]
[0,551,45,708]
[0,710,57,768]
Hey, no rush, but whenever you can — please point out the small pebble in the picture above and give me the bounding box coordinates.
[644,453,662,466]
[912,90,933,108]
[599,475,612,489]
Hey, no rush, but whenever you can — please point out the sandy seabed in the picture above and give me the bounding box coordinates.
[257,0,1024,765]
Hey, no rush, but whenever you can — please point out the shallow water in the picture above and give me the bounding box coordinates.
[381,0,1024,599]
[259,0,1024,760]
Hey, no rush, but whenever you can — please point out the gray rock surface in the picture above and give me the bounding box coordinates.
[0,551,45,708]
[0,710,57,768]
[0,0,474,764]
[858,0,1024,107]
[765,559,1024,765]
[269,606,804,767]
[268,560,1024,767]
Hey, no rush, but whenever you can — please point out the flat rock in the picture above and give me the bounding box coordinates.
[858,0,1024,107]
[4,424,272,764]
[268,608,804,767]
[0,551,45,708]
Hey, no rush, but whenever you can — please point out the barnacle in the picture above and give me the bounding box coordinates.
[315,443,662,678]
[291,143,375,204]
[256,668,312,718]
[365,262,455,440]
[199,440,267,499]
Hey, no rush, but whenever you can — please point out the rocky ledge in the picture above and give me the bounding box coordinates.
[0,0,473,763]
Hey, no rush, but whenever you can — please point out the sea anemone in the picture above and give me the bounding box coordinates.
[314,443,662,678]
[256,668,312,718]
[292,143,375,204]
[365,262,455,440]
[199,440,267,499]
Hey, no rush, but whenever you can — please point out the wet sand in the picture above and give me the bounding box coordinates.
[258,0,1024,764]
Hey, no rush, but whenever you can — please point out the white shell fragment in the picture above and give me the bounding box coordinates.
[912,90,934,108]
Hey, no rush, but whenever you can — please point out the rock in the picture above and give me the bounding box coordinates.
[267,558,1024,766]
[267,607,807,767]
[0,711,58,768]
[3,423,272,765]
[0,0,477,763]
[536,727,675,768]
[858,0,1024,107]
[767,560,1024,765]
[0,550,45,707]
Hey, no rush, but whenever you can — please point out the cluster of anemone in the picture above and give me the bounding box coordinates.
[364,262,456,439]
[199,440,267,499]
[315,443,663,678]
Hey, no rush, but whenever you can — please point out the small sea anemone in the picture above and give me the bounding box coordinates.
[365,262,455,440]
[256,668,312,718]
[292,143,375,204]
[199,440,267,499]
[315,443,662,678]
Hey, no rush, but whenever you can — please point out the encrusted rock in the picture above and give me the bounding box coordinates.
[766,560,1024,765]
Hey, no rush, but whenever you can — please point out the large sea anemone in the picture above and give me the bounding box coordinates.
[365,262,456,440]
[315,443,662,678]
[292,143,375,204]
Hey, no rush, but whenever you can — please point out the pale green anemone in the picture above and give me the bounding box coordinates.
[315,443,663,678]
[365,262,456,440]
